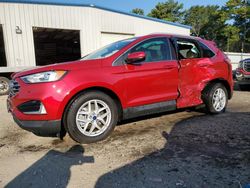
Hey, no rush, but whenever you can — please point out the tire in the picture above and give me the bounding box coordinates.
[202,83,228,114]
[239,84,250,91]
[0,77,10,95]
[65,91,118,143]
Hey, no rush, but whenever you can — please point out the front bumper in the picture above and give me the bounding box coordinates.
[7,77,70,121]
[7,78,70,137]
[13,115,61,137]
[236,69,250,85]
[236,74,250,85]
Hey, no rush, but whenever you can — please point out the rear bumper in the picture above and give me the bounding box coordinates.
[13,115,61,137]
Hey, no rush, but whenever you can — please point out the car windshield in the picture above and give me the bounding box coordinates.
[82,38,137,60]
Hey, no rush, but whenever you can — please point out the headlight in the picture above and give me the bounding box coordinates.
[21,71,67,83]
[239,61,244,68]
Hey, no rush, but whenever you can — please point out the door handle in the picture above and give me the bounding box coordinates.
[163,65,176,69]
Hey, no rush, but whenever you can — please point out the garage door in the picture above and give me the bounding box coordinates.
[33,27,81,66]
[101,32,134,47]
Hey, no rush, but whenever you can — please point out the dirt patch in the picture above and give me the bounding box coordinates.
[19,145,51,153]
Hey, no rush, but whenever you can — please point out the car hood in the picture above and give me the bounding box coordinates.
[12,59,102,79]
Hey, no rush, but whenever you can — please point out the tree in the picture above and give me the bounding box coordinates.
[225,0,250,29]
[148,0,184,23]
[223,25,240,51]
[131,8,144,15]
[184,6,210,37]
[184,5,228,50]
[224,0,250,52]
[185,6,226,37]
[147,0,249,52]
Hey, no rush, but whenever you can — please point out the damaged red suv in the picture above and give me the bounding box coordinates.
[7,34,233,143]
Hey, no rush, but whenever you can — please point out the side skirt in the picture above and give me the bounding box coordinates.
[123,100,176,120]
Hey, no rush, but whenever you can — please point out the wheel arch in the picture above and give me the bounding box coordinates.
[61,86,123,134]
[203,78,232,99]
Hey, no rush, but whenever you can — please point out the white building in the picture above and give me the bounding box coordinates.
[0,0,191,74]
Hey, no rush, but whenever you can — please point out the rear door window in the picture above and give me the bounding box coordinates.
[176,40,201,59]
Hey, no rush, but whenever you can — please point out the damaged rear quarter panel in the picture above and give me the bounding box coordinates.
[177,51,229,108]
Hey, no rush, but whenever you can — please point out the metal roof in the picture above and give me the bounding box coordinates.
[0,0,192,29]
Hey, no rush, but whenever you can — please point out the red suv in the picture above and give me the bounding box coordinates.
[7,34,233,143]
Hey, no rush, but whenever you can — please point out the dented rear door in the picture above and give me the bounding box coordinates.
[172,37,215,108]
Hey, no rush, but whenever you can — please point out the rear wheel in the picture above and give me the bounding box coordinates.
[65,91,118,143]
[0,77,10,95]
[202,83,228,114]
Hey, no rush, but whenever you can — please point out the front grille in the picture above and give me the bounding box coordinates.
[243,61,250,72]
[9,80,20,97]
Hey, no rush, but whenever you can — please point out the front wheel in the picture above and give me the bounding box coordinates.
[202,83,228,114]
[65,91,118,143]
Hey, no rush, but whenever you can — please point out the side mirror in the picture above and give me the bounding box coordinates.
[126,51,146,64]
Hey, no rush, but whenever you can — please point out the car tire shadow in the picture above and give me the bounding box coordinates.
[95,112,250,188]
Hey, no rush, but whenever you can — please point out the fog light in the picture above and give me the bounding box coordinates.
[236,73,243,77]
[17,100,47,114]
[236,71,243,80]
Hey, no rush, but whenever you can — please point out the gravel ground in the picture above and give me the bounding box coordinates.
[0,87,250,188]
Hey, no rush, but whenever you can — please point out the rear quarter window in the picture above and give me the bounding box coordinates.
[199,42,215,58]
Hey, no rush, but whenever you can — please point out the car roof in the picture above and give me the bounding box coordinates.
[140,33,201,41]
[133,34,218,52]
